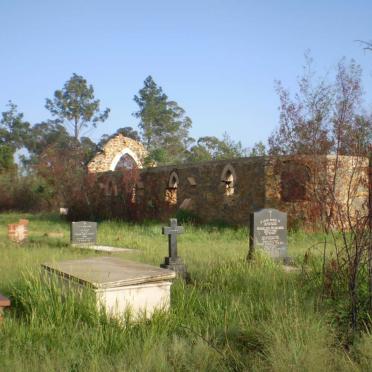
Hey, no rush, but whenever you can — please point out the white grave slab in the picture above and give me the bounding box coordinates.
[42,257,176,320]
[77,245,135,253]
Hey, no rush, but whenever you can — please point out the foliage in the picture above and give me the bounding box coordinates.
[186,132,249,162]
[269,55,371,157]
[0,101,30,172]
[45,73,110,140]
[175,209,202,225]
[0,214,369,371]
[0,174,51,211]
[133,76,193,164]
[249,141,266,156]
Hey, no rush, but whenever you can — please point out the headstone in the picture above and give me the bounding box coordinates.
[70,221,97,246]
[59,208,68,216]
[70,221,133,253]
[248,208,288,261]
[160,218,188,280]
[42,257,176,320]
[8,220,29,243]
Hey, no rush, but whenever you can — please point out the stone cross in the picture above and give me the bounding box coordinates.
[162,218,184,260]
[160,218,188,280]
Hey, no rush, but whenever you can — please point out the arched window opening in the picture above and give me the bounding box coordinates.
[115,153,137,170]
[281,162,311,202]
[165,171,179,205]
[221,165,236,196]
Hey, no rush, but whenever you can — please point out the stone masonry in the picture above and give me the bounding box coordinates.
[88,136,370,227]
[88,134,148,173]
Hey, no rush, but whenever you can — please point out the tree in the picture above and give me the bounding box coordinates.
[249,141,266,156]
[187,132,248,162]
[268,54,372,332]
[45,73,110,140]
[133,76,193,164]
[0,101,30,172]
[269,55,334,155]
[268,56,370,157]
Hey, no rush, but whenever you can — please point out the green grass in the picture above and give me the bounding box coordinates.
[0,212,371,371]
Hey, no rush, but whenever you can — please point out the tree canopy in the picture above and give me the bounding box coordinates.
[0,101,30,172]
[133,76,193,164]
[269,56,371,157]
[45,73,110,140]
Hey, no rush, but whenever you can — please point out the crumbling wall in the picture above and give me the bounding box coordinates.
[93,152,370,227]
[88,135,148,173]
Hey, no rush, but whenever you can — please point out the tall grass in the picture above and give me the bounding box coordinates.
[0,213,370,371]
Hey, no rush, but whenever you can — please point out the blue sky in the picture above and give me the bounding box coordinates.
[1,0,372,148]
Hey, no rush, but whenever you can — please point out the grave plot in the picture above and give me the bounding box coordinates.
[42,256,176,320]
[70,221,134,253]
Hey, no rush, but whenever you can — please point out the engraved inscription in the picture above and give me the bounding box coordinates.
[249,208,287,259]
[71,221,97,245]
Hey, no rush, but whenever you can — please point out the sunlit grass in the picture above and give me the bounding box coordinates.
[0,212,369,371]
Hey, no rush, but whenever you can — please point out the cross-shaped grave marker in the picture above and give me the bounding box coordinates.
[160,218,188,280]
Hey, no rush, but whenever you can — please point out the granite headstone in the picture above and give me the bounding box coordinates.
[248,208,288,260]
[70,221,97,246]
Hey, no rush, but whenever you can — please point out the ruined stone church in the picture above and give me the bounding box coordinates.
[88,134,370,227]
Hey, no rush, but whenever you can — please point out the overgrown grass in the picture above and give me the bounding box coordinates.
[0,213,371,371]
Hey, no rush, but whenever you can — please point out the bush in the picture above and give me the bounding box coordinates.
[175,209,201,225]
[0,173,52,212]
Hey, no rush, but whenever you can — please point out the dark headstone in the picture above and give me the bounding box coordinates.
[248,208,288,260]
[160,218,188,280]
[71,221,97,245]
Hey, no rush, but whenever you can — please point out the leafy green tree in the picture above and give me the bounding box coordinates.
[0,101,30,172]
[249,141,266,156]
[0,145,15,172]
[45,73,110,140]
[26,122,71,157]
[187,133,248,162]
[133,76,192,163]
[24,121,98,169]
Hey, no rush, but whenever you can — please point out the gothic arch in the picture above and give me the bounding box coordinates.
[168,171,179,188]
[87,134,148,173]
[221,164,236,196]
[109,148,141,171]
[165,171,179,205]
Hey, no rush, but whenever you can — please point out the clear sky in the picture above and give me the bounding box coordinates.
[1,0,372,148]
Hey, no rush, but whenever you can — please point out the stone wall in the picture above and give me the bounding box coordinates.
[137,157,267,224]
[88,136,370,227]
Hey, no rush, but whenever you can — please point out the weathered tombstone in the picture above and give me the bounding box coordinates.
[8,219,29,243]
[42,256,176,320]
[70,221,133,253]
[160,218,188,280]
[248,208,288,261]
[59,207,69,216]
[70,221,97,246]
